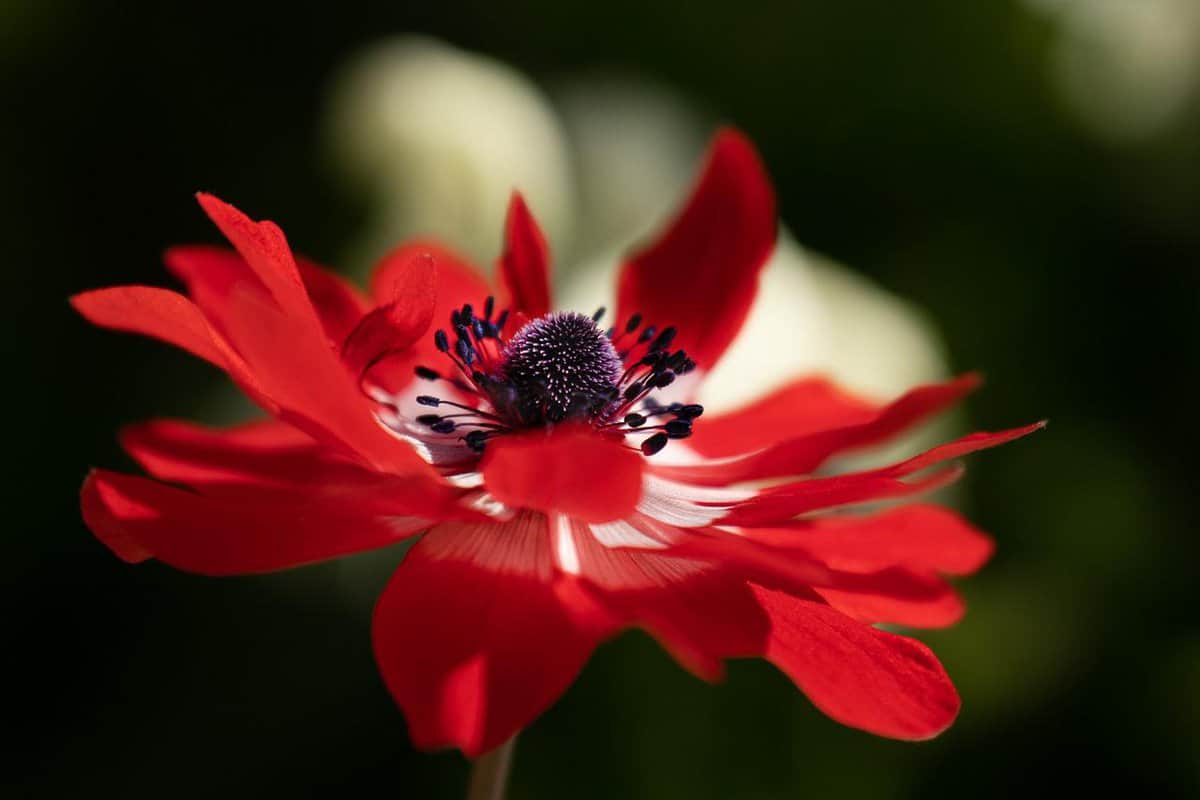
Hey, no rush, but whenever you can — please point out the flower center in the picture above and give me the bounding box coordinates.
[498,311,623,424]
[403,299,703,456]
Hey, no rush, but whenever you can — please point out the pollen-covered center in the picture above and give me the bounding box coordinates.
[499,311,623,423]
[406,299,701,455]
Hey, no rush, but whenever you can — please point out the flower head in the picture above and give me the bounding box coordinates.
[74,130,1042,756]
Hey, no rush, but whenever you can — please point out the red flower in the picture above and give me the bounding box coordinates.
[74,130,1042,757]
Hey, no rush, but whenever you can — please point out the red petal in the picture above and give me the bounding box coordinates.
[341,251,437,379]
[563,518,773,681]
[498,193,552,318]
[634,526,964,628]
[372,515,600,756]
[368,240,494,393]
[166,245,370,348]
[80,469,441,575]
[719,422,1045,526]
[71,285,236,369]
[723,465,963,527]
[120,418,357,489]
[215,285,434,475]
[666,374,982,485]
[69,286,271,408]
[688,376,881,458]
[751,585,961,739]
[750,504,994,576]
[481,427,643,523]
[370,240,490,309]
[813,581,965,629]
[615,129,776,370]
[295,258,372,345]
[195,193,315,321]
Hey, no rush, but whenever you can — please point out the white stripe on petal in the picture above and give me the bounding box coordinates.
[446,471,485,488]
[552,513,581,574]
[589,519,668,550]
[644,474,756,504]
[459,491,515,520]
[635,473,754,527]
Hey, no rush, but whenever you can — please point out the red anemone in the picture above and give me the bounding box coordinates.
[74,129,1042,756]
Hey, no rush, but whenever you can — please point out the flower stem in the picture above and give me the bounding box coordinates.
[466,737,517,800]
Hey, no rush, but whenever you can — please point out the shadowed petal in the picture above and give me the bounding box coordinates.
[372,514,602,756]
[751,585,961,739]
[615,129,776,371]
[498,192,552,318]
[368,240,494,393]
[119,418,370,490]
[80,469,442,574]
[746,504,994,576]
[342,250,437,379]
[697,422,1046,525]
[688,376,882,458]
[668,374,982,484]
[195,193,316,321]
[563,517,769,681]
[167,244,371,350]
[69,286,273,409]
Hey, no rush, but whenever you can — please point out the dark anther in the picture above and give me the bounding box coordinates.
[640,351,665,368]
[461,303,474,323]
[665,419,692,438]
[416,395,441,407]
[484,296,495,319]
[649,326,677,352]
[649,371,676,389]
[676,403,704,419]
[624,413,646,428]
[638,325,657,343]
[414,366,440,380]
[472,319,486,340]
[431,419,456,434]
[455,339,475,365]
[678,358,696,375]
[416,414,441,426]
[454,323,471,342]
[625,312,642,333]
[623,381,645,401]
[592,306,606,322]
[666,349,688,371]
[465,430,488,452]
[450,309,461,327]
[495,309,510,330]
[434,329,450,352]
[641,432,669,455]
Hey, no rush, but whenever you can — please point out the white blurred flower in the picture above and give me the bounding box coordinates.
[1027,0,1200,144]
[328,35,953,407]
[328,36,574,271]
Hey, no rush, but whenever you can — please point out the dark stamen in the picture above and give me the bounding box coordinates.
[641,432,669,455]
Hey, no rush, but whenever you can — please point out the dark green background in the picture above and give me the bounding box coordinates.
[6,1,1198,797]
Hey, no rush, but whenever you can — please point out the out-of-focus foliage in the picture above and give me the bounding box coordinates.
[5,1,1198,797]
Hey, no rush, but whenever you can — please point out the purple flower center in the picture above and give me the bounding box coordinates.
[407,299,702,455]
[498,312,623,424]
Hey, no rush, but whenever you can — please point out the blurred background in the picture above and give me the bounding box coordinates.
[5,0,1199,797]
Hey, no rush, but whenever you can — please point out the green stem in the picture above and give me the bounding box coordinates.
[466,737,517,800]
